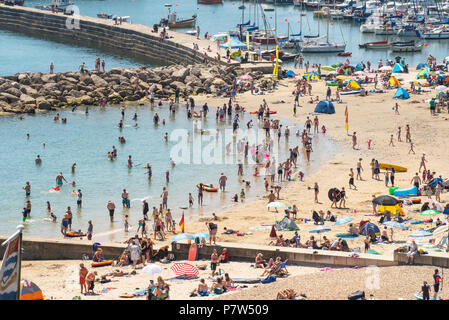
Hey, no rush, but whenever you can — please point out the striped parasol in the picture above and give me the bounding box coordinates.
[170,262,199,277]
[433,225,449,238]
[20,280,43,300]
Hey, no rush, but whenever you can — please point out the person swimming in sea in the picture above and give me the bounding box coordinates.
[128,155,133,168]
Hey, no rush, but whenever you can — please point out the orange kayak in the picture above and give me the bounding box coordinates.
[66,231,87,237]
[197,184,218,192]
[92,260,114,268]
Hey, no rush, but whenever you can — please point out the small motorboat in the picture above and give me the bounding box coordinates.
[97,13,114,19]
[337,52,352,56]
[160,12,197,28]
[359,41,390,49]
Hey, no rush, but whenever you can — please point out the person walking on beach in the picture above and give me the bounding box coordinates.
[405,124,411,143]
[421,281,431,300]
[397,126,402,142]
[79,263,88,294]
[210,249,219,276]
[198,184,204,206]
[352,132,357,149]
[339,187,346,208]
[433,269,442,300]
[87,220,93,240]
[349,168,356,190]
[142,200,149,220]
[394,103,399,115]
[50,62,54,74]
[389,134,394,147]
[206,221,218,245]
[314,182,319,203]
[219,173,227,192]
[419,153,427,172]
[161,187,168,210]
[313,116,319,134]
[356,158,363,180]
[409,141,415,154]
[107,200,115,222]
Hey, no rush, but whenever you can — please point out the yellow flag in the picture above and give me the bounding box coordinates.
[246,32,250,51]
[272,45,279,80]
[227,35,232,51]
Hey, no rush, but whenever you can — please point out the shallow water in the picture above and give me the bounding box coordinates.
[0,103,338,240]
[0,0,447,75]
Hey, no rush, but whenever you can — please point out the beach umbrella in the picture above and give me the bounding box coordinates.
[171,262,199,277]
[240,74,253,81]
[142,264,163,275]
[267,202,287,209]
[354,71,366,76]
[360,223,380,236]
[193,232,210,239]
[420,210,440,216]
[432,225,449,238]
[20,280,44,300]
[328,71,338,75]
[373,195,399,206]
[334,216,353,226]
[379,66,393,71]
[435,85,448,91]
[383,221,406,229]
[336,75,350,80]
[170,233,195,243]
[321,66,336,71]
[409,230,433,237]
[309,226,331,233]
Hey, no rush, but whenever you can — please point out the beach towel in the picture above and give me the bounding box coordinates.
[261,276,276,284]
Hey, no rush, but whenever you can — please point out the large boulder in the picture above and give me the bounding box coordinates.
[5,87,21,97]
[0,93,19,103]
[37,99,52,110]
[172,67,189,81]
[41,73,58,83]
[80,95,94,105]
[91,74,108,87]
[20,94,36,105]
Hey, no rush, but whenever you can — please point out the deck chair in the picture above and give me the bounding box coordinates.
[312,211,324,225]
[437,236,448,250]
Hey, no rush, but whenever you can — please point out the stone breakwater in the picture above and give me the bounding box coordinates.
[0,64,273,114]
[0,4,222,66]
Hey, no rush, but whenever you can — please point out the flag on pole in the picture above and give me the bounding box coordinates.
[0,226,24,300]
[246,32,250,51]
[345,105,348,133]
[227,35,232,51]
[272,45,279,80]
[179,212,185,233]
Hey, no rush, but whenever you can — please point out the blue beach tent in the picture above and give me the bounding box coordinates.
[392,63,404,73]
[416,63,427,70]
[314,100,335,114]
[285,70,295,78]
[394,87,410,99]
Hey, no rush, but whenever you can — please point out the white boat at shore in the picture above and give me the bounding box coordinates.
[420,26,449,39]
[300,41,346,52]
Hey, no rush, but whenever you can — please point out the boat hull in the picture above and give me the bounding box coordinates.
[300,44,346,53]
[391,45,423,52]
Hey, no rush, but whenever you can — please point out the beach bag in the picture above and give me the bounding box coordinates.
[348,290,365,300]
[261,276,277,284]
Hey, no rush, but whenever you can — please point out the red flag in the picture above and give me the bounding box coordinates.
[179,212,185,233]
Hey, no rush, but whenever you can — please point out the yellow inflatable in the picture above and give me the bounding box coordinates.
[377,205,404,216]
[370,162,407,173]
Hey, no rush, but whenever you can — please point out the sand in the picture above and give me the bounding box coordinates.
[20,259,319,300]
[8,66,449,299]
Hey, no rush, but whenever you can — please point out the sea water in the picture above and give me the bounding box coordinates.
[0,103,337,240]
[1,0,449,75]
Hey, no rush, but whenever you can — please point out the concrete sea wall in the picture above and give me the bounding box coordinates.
[0,4,217,66]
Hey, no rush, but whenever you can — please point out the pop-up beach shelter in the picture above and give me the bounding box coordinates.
[394,87,410,99]
[392,63,404,73]
[314,100,335,114]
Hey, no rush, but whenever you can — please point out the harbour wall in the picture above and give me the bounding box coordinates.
[0,4,223,66]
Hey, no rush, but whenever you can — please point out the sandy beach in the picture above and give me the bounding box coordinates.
[7,65,449,300]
